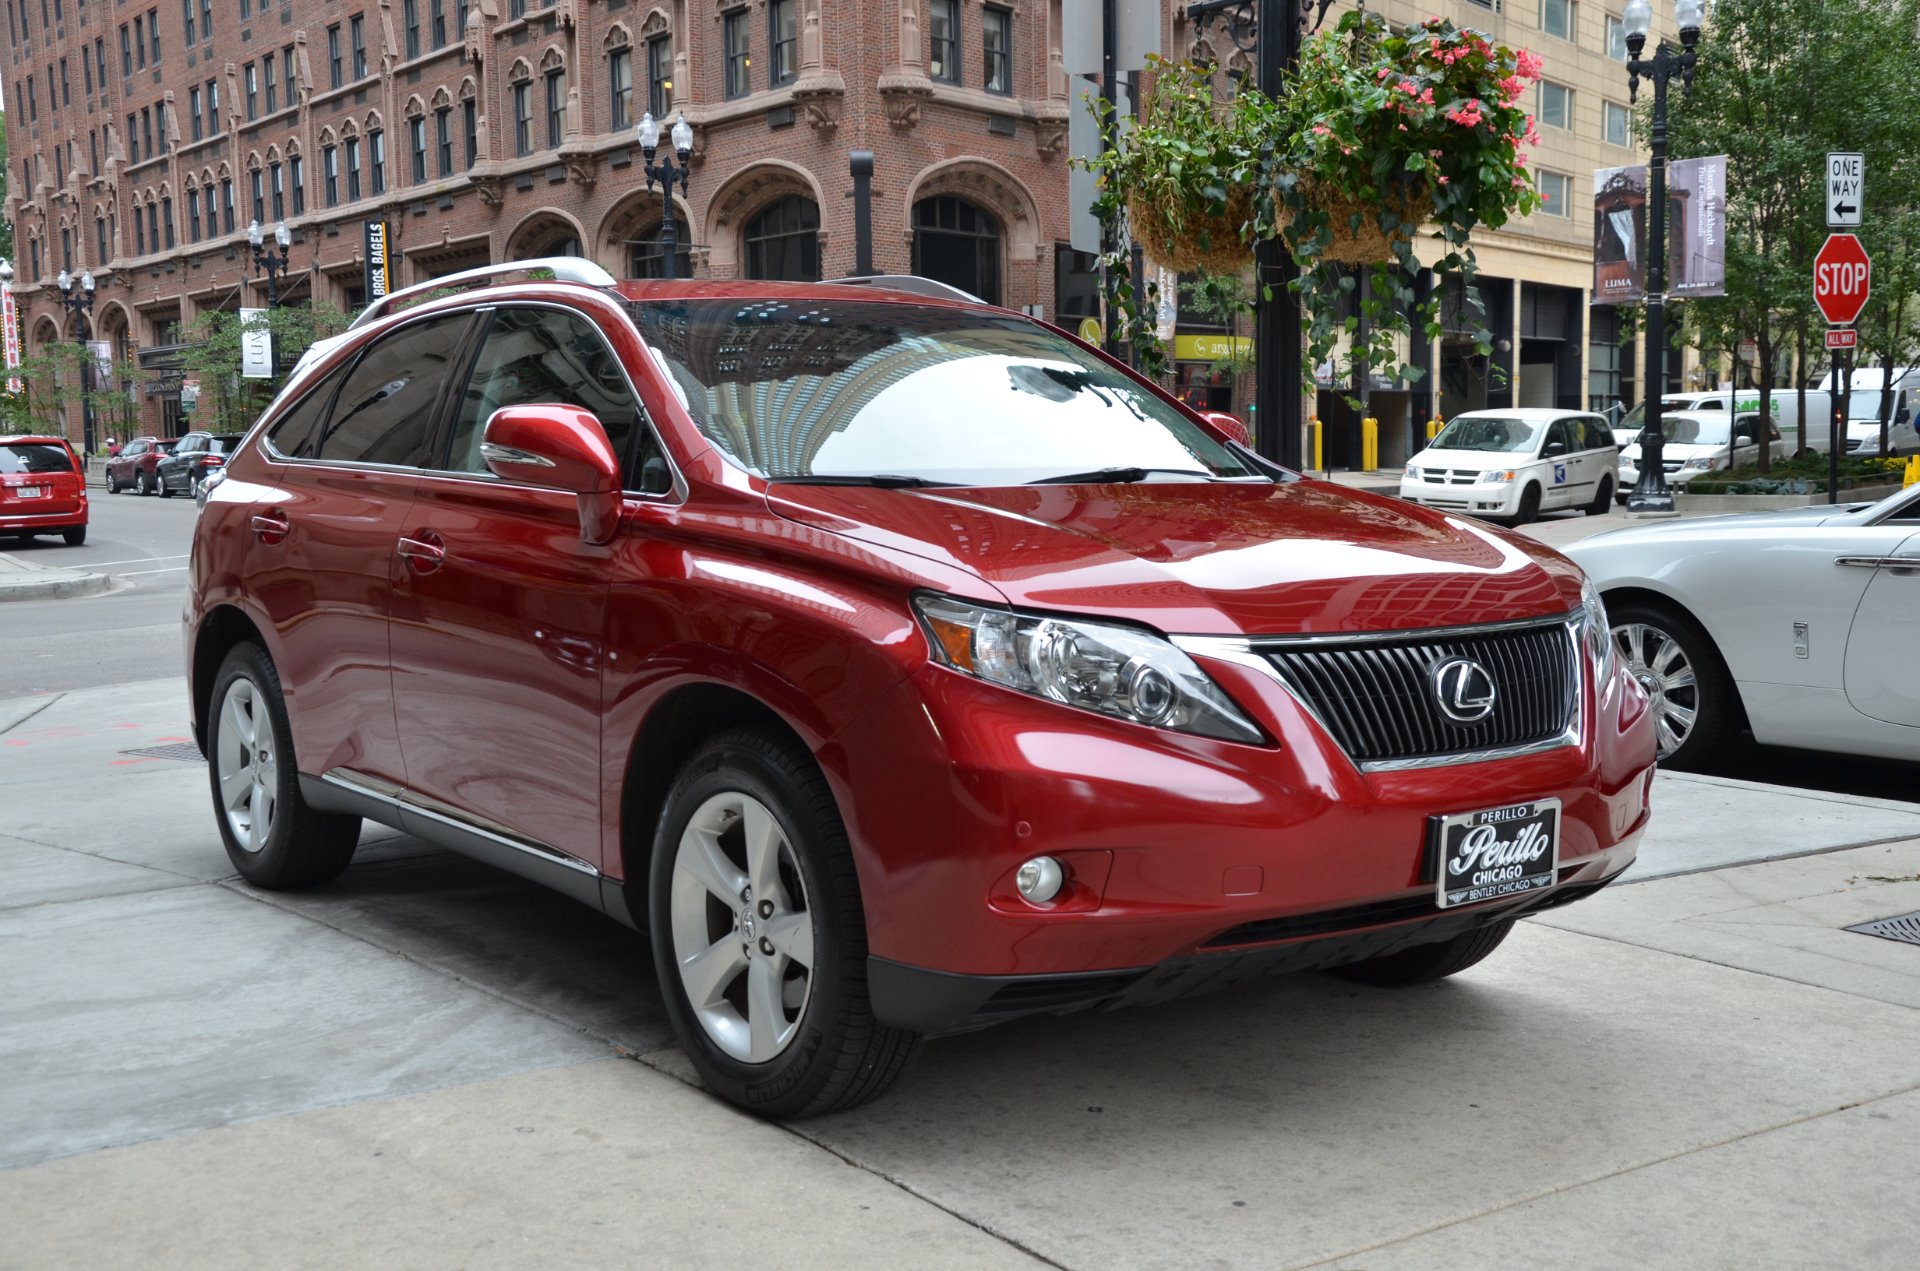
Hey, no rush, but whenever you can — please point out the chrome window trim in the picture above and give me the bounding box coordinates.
[1176,615,1587,774]
[320,769,600,877]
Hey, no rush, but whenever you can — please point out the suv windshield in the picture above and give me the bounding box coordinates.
[1429,416,1541,453]
[1847,389,1903,421]
[1663,415,1731,445]
[626,300,1259,485]
[0,442,75,474]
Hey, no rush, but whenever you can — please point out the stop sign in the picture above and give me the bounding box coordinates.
[1814,232,1872,325]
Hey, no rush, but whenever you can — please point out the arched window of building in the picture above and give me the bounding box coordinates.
[630,216,691,279]
[912,195,1002,306]
[743,195,819,282]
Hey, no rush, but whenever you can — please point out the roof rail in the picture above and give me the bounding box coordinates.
[348,257,618,329]
[825,274,986,305]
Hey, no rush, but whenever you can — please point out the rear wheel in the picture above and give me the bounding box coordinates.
[208,642,362,888]
[1608,599,1736,770]
[61,527,86,546]
[1334,920,1515,987]
[1587,476,1614,516]
[1511,483,1542,525]
[649,727,920,1118]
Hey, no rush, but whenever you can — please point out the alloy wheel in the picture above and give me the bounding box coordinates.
[1614,621,1699,759]
[216,676,278,853]
[668,791,815,1064]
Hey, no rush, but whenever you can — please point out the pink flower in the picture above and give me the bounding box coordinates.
[1438,175,1450,184]
[1420,87,1435,105]
[1515,50,1544,80]
[1312,124,1331,135]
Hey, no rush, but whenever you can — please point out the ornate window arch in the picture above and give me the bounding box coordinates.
[538,46,566,75]
[640,8,669,38]
[364,109,385,133]
[430,86,453,111]
[266,143,284,165]
[508,58,533,85]
[604,21,632,51]
[404,94,426,120]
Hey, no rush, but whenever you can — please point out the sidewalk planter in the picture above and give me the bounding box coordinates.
[1673,483,1903,515]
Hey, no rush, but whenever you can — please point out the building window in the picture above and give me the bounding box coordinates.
[206,79,220,132]
[457,0,468,40]
[346,136,362,200]
[436,106,453,175]
[513,79,533,154]
[463,96,478,167]
[96,38,108,93]
[222,177,235,232]
[147,203,160,254]
[141,107,154,160]
[929,0,958,83]
[90,131,99,173]
[245,63,258,121]
[240,0,249,17]
[324,145,339,205]
[609,47,633,130]
[62,228,73,272]
[352,15,367,80]
[135,211,145,255]
[1603,101,1629,146]
[410,116,427,182]
[370,128,386,194]
[404,0,420,59]
[284,46,297,105]
[431,0,446,49]
[263,57,277,114]
[182,0,194,45]
[134,15,146,68]
[149,7,161,61]
[983,6,1011,94]
[271,162,285,218]
[189,87,203,141]
[291,154,306,213]
[724,9,750,100]
[121,25,133,77]
[328,25,343,88]
[1539,81,1572,129]
[251,169,265,222]
[630,216,691,279]
[60,58,70,108]
[545,67,566,148]
[204,186,218,237]
[647,35,671,117]
[1541,0,1573,40]
[509,0,523,15]
[1605,14,1628,61]
[743,195,820,281]
[187,190,202,242]
[769,0,797,87]
[200,0,210,40]
[912,195,1002,306]
[1538,170,1571,217]
[84,49,94,97]
[97,215,110,263]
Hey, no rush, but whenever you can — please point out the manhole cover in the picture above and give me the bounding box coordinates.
[1846,912,1920,946]
[120,742,206,764]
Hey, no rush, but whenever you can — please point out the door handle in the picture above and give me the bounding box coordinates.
[1835,555,1920,570]
[250,511,290,545]
[397,532,447,573]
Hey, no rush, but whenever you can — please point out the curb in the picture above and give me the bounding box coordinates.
[0,554,118,603]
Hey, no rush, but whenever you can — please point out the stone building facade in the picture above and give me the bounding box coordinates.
[4,0,1080,439]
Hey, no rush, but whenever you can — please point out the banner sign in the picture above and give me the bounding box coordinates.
[1592,155,1727,304]
[1,279,20,394]
[363,221,394,302]
[239,308,273,379]
[88,339,114,387]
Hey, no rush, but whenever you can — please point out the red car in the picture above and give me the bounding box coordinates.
[1,434,89,545]
[185,264,1656,1117]
[104,436,179,495]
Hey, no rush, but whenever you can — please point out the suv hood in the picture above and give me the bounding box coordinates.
[1620,441,1724,463]
[767,480,1576,637]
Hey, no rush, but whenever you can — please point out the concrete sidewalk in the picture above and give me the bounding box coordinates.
[2,677,1917,1268]
[0,550,115,601]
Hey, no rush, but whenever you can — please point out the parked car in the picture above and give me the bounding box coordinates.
[1400,408,1620,523]
[185,262,1656,1117]
[1615,410,1785,499]
[1568,482,1920,770]
[104,436,179,494]
[1822,365,1920,456]
[0,434,88,545]
[155,433,248,498]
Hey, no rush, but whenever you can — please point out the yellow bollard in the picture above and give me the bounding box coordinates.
[1308,417,1323,472]
[1906,456,1920,489]
[1361,417,1380,471]
[1427,416,1444,441]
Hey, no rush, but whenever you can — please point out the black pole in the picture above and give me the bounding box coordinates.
[1829,349,1845,504]
[1628,42,1676,514]
[1100,0,1121,360]
[1253,0,1304,468]
[79,310,95,458]
[659,195,679,281]
[850,150,875,276]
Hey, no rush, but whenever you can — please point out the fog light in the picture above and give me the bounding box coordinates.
[1015,856,1065,904]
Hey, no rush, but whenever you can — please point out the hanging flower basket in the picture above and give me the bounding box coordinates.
[1277,178,1434,267]
[1124,186,1256,274]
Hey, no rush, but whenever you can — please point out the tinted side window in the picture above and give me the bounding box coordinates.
[444,306,666,492]
[1546,420,1576,453]
[265,366,348,459]
[315,315,471,466]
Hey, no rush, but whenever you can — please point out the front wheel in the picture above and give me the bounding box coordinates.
[1334,919,1515,987]
[648,728,920,1118]
[138,470,155,496]
[1510,483,1542,525]
[208,643,362,887]
[1609,600,1737,770]
[157,474,174,499]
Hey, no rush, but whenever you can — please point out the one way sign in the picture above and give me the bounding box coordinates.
[1828,152,1864,227]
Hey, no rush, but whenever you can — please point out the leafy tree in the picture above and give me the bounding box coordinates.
[0,344,139,447]
[177,301,351,432]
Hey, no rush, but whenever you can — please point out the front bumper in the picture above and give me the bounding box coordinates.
[826,641,1656,1026]
[1398,479,1520,516]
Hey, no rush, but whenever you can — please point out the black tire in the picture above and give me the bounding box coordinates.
[648,727,921,1118]
[158,473,174,499]
[1607,599,1738,771]
[1334,919,1515,987]
[138,470,155,496]
[61,526,87,546]
[1511,483,1542,525]
[207,642,362,888]
[107,472,122,493]
[1587,476,1614,516]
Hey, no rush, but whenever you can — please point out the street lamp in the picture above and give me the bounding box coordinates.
[247,219,294,308]
[636,111,694,281]
[55,268,99,458]
[1623,0,1705,515]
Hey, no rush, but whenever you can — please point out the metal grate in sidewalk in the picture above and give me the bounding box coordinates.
[1846,911,1920,946]
[119,743,207,764]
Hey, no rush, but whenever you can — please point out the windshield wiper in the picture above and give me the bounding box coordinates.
[772,473,958,488]
[1027,466,1218,485]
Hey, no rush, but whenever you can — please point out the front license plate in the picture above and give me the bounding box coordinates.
[1432,798,1560,909]
[17,486,45,499]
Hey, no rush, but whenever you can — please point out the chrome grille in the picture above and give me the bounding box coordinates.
[1264,620,1577,767]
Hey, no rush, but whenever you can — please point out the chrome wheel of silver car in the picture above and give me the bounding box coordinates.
[1614,621,1699,759]
[215,675,277,853]
[668,790,815,1064]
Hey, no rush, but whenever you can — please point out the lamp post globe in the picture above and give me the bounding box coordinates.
[638,112,693,281]
[0,258,12,284]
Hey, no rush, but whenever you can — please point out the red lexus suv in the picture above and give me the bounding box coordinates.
[185,262,1656,1117]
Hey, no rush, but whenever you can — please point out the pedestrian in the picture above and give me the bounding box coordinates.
[106,438,122,459]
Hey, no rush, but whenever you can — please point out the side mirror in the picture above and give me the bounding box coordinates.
[1543,441,1568,457]
[1201,411,1252,447]
[1736,435,1756,447]
[482,405,623,545]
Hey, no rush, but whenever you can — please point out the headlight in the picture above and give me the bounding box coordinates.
[1481,469,1518,483]
[1579,577,1616,684]
[1404,465,1423,482]
[1681,456,1716,470]
[913,594,1264,743]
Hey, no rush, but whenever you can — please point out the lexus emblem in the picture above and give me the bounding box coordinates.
[1431,657,1497,724]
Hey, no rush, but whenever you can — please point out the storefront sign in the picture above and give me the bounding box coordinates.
[1173,333,1252,362]
[1,277,20,394]
[364,221,394,301]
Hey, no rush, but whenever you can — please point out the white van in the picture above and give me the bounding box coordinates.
[1822,366,1920,455]
[1614,389,1840,452]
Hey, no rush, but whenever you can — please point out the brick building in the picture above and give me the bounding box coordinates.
[4,0,1083,440]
